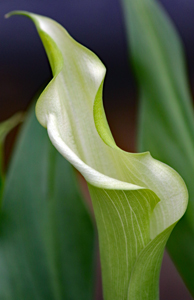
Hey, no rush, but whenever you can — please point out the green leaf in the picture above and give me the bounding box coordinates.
[121,0,194,294]
[0,112,23,200]
[0,104,95,299]
[8,11,188,299]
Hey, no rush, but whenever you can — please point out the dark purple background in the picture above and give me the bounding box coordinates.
[1,0,194,118]
[0,1,194,299]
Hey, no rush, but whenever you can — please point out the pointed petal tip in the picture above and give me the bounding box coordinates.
[4,11,32,20]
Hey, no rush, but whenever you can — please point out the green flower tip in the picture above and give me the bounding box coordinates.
[5,11,31,20]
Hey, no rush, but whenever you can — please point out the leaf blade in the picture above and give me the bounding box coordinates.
[0,104,95,300]
[121,0,194,293]
[0,112,23,201]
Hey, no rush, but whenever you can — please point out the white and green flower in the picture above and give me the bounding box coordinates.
[7,11,188,300]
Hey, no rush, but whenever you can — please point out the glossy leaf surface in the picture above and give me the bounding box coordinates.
[8,11,188,299]
[121,0,194,294]
[0,105,95,299]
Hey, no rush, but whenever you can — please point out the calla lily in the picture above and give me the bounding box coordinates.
[7,11,188,300]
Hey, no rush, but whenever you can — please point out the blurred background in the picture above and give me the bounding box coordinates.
[0,0,194,299]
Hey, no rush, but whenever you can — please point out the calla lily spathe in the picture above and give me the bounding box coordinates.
[7,11,188,300]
